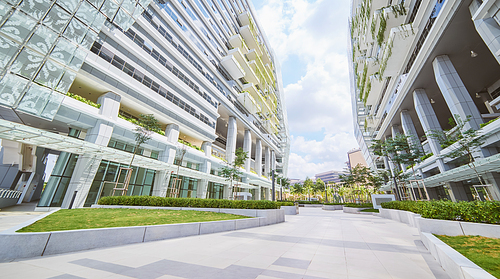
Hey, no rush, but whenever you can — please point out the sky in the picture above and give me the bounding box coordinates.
[251,0,359,180]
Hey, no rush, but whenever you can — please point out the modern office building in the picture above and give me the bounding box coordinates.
[314,170,346,184]
[349,0,500,201]
[347,148,368,170]
[0,0,290,209]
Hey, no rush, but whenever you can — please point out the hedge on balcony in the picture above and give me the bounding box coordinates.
[98,196,292,209]
[381,200,500,224]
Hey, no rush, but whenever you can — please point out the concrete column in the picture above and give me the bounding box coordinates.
[433,55,496,158]
[254,186,261,200]
[97,92,121,121]
[165,124,180,143]
[400,110,423,153]
[481,172,500,201]
[60,92,121,208]
[447,182,472,202]
[472,17,500,65]
[196,141,212,199]
[255,139,262,176]
[413,89,449,172]
[264,146,271,177]
[271,150,276,171]
[432,55,483,130]
[226,116,237,164]
[243,130,252,172]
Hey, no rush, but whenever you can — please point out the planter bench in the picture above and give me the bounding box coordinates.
[343,207,371,214]
[0,206,285,262]
[322,205,343,211]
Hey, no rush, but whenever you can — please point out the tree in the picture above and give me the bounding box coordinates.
[114,114,160,196]
[303,177,314,200]
[219,147,248,200]
[428,114,489,190]
[371,133,424,200]
[169,145,187,198]
[314,178,325,201]
[340,165,378,203]
[276,176,290,200]
[290,183,304,200]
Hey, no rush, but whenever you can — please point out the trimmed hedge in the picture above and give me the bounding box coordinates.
[381,200,500,224]
[324,203,345,205]
[297,201,322,204]
[98,196,292,209]
[343,203,373,208]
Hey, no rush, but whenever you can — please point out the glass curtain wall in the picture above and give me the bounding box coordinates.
[38,152,79,207]
[83,160,156,207]
[206,181,224,199]
[166,174,198,198]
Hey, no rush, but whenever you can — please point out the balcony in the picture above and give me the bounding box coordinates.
[263,120,278,134]
[225,48,260,84]
[237,92,261,114]
[240,25,263,56]
[228,34,249,55]
[220,54,245,80]
[238,11,252,27]
[381,23,417,77]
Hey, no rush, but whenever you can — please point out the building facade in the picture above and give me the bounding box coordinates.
[314,170,346,184]
[347,148,368,170]
[349,0,500,201]
[0,0,290,208]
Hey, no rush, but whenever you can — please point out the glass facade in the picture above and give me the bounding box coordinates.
[84,160,156,207]
[38,152,79,207]
[206,181,224,199]
[166,174,198,198]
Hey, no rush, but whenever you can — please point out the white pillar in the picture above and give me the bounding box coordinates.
[432,55,483,131]
[165,123,180,143]
[243,130,252,172]
[196,141,212,199]
[60,92,121,208]
[254,186,261,200]
[255,139,262,176]
[226,116,237,164]
[400,110,423,153]
[472,17,500,65]
[413,89,448,172]
[264,146,271,177]
[271,150,276,171]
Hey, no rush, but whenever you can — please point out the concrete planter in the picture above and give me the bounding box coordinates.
[379,208,500,238]
[281,205,298,215]
[300,204,323,207]
[0,206,285,262]
[379,208,499,279]
[322,205,343,210]
[420,232,495,279]
[343,207,371,214]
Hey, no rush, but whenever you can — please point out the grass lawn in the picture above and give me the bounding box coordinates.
[435,235,500,278]
[17,208,249,232]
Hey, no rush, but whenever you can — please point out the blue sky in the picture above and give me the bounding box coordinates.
[250,0,358,179]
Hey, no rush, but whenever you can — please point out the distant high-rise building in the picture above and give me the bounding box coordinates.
[314,171,346,184]
[349,0,500,201]
[347,148,368,170]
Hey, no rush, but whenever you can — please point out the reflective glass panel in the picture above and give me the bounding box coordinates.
[56,0,79,14]
[64,18,88,44]
[43,4,71,33]
[19,0,51,20]
[11,47,44,79]
[0,36,20,68]
[75,1,98,26]
[100,0,118,19]
[35,60,65,88]
[17,83,52,115]
[26,25,58,55]
[40,91,64,120]
[55,69,77,93]
[50,38,77,65]
[0,10,37,42]
[0,74,28,106]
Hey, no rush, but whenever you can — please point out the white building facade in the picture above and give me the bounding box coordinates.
[0,0,290,208]
[349,0,500,201]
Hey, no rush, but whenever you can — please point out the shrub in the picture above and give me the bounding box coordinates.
[343,203,373,208]
[297,200,322,204]
[98,196,290,209]
[381,200,500,224]
[324,203,345,205]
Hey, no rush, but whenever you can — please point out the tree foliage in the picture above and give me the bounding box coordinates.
[219,147,248,199]
[428,114,488,185]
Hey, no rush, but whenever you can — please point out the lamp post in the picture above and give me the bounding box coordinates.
[271,169,275,201]
[324,182,328,203]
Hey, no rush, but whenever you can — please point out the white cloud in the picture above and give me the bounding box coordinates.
[255,0,358,179]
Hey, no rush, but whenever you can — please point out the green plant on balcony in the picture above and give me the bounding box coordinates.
[376,13,387,47]
[178,138,204,152]
[211,154,226,161]
[390,2,407,18]
[66,92,101,108]
[379,37,393,77]
[118,114,165,136]
[480,117,499,128]
[420,153,434,161]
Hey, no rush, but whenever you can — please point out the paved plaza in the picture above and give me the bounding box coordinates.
[0,207,450,279]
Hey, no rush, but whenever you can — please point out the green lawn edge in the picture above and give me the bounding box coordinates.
[17,208,250,233]
[435,235,500,278]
